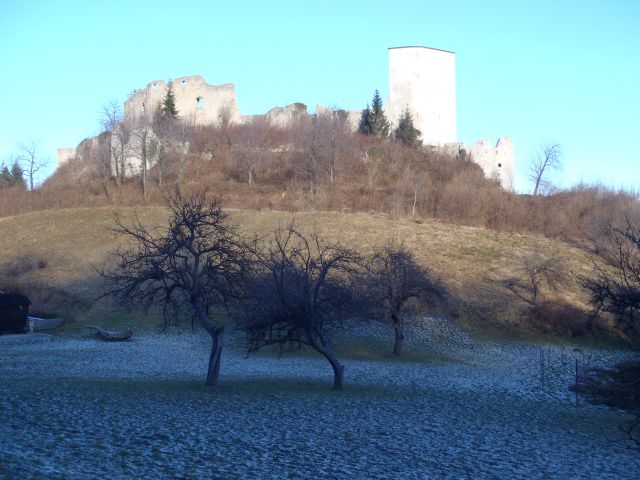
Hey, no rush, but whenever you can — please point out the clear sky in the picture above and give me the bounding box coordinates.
[1,0,638,192]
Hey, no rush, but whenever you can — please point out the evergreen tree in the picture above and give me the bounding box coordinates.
[394,107,421,146]
[160,80,179,119]
[358,90,390,138]
[358,104,372,135]
[0,164,11,188]
[10,160,26,188]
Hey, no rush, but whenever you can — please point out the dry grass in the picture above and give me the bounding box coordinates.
[0,206,603,337]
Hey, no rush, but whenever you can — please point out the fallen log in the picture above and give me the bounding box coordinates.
[85,325,134,341]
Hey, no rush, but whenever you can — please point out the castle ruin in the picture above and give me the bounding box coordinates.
[58,46,514,190]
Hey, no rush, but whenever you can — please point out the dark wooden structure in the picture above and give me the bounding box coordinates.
[0,293,31,334]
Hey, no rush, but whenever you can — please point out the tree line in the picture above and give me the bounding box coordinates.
[0,160,25,189]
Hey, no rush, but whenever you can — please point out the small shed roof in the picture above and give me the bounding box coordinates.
[0,293,31,307]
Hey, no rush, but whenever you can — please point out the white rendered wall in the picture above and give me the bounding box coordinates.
[388,47,456,145]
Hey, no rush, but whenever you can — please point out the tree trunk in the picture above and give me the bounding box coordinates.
[392,315,404,356]
[412,190,417,216]
[318,344,345,390]
[179,150,186,193]
[141,130,148,200]
[157,147,164,189]
[205,327,225,387]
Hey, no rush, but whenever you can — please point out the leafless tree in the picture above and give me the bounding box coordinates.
[365,243,445,355]
[127,124,158,199]
[528,143,562,195]
[232,118,276,187]
[399,164,426,217]
[510,252,564,305]
[581,220,640,337]
[17,139,48,190]
[239,224,364,389]
[175,120,192,191]
[102,101,129,187]
[100,190,250,387]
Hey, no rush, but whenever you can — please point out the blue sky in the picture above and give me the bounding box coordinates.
[1,0,638,192]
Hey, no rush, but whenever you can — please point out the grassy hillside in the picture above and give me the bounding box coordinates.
[0,206,602,337]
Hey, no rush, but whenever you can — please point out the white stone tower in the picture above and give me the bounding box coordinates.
[388,46,456,145]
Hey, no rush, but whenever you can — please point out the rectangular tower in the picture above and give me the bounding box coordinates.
[388,46,456,145]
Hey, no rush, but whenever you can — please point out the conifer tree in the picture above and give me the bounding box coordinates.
[10,160,26,188]
[394,107,421,146]
[358,90,390,138]
[160,80,179,119]
[358,104,371,135]
[0,164,11,188]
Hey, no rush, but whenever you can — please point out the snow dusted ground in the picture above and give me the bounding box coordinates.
[1,318,639,479]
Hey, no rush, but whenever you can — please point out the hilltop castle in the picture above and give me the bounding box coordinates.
[58,47,514,189]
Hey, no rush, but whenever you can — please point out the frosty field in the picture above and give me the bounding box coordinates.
[1,319,638,479]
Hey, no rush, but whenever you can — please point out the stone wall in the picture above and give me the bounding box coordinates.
[440,138,515,191]
[124,75,241,126]
[56,147,77,167]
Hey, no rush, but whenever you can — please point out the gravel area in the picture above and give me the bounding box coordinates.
[1,318,639,479]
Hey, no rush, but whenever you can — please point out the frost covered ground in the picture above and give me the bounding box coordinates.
[1,318,639,479]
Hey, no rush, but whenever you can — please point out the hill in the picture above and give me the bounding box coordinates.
[0,206,606,338]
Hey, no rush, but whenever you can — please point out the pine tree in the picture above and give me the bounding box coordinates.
[160,80,179,119]
[0,164,11,188]
[358,90,390,138]
[10,160,26,189]
[394,107,421,146]
[358,104,371,135]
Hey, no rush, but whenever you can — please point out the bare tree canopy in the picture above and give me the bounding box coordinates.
[102,101,129,187]
[239,223,363,389]
[581,220,640,337]
[17,139,48,190]
[528,143,561,195]
[364,243,445,355]
[505,250,564,306]
[100,189,250,386]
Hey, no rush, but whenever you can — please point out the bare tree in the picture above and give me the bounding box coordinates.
[100,190,250,386]
[102,101,129,187]
[127,125,158,199]
[239,224,363,389]
[528,143,562,195]
[503,250,565,312]
[17,139,48,190]
[365,243,445,355]
[233,119,272,186]
[581,220,640,337]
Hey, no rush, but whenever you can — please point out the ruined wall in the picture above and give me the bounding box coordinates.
[264,103,309,128]
[441,138,514,191]
[315,105,363,131]
[469,138,514,191]
[124,75,241,126]
[57,48,515,191]
[56,147,77,167]
[388,46,456,146]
